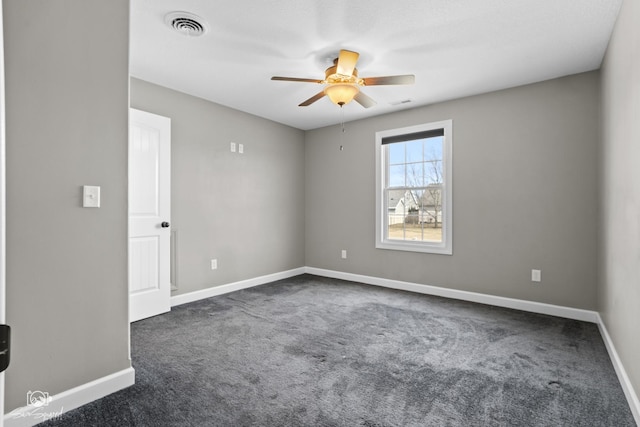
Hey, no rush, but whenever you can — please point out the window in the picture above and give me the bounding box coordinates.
[375,120,452,254]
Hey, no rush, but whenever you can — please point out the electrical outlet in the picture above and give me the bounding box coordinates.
[211,259,218,270]
[531,269,541,282]
[341,250,347,259]
[239,143,244,154]
[230,142,236,152]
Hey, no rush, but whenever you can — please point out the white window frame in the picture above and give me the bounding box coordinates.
[375,120,453,255]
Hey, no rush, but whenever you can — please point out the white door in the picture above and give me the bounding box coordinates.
[129,109,171,322]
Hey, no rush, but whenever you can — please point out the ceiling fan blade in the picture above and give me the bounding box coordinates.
[271,76,323,83]
[362,75,415,86]
[336,49,359,76]
[354,91,377,108]
[299,91,326,107]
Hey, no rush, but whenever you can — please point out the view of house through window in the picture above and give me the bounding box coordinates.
[386,134,443,242]
[376,120,452,255]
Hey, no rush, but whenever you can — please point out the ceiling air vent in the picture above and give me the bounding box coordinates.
[165,12,207,37]
[390,99,412,106]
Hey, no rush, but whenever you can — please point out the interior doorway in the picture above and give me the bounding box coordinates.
[128,108,171,322]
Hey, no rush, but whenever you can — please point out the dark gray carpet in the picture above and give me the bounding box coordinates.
[40,274,636,426]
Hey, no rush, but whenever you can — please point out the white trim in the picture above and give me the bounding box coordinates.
[305,268,638,420]
[172,265,599,322]
[4,367,135,427]
[375,119,453,255]
[304,267,599,323]
[1,269,635,425]
[0,1,6,424]
[170,267,306,307]
[596,314,640,425]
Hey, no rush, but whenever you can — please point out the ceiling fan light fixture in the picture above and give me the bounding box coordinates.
[271,49,414,109]
[324,84,360,106]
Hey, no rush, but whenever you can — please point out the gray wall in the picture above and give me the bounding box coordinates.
[130,78,305,296]
[306,72,600,310]
[4,0,131,411]
[600,0,640,401]
[3,0,632,414]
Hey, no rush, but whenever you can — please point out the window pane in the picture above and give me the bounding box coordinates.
[406,162,424,187]
[388,164,405,187]
[425,160,442,184]
[388,143,404,165]
[403,189,424,243]
[424,136,443,160]
[387,190,405,240]
[406,139,423,163]
[413,189,425,210]
[420,186,443,242]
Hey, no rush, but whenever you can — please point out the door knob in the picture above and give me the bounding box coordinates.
[161,221,170,228]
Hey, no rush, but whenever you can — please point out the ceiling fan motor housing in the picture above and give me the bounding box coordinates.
[325,64,362,85]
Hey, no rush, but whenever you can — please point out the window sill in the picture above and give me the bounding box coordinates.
[376,240,452,255]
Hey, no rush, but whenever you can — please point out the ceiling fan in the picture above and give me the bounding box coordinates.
[271,49,415,108]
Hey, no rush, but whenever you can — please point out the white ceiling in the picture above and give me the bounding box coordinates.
[130,0,621,131]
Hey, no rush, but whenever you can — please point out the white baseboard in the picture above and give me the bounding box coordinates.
[170,267,306,307]
[307,267,640,422]
[4,367,135,427]
[305,267,599,323]
[596,315,640,425]
[171,266,597,322]
[6,269,634,425]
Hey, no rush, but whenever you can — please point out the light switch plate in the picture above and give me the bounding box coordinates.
[83,185,101,208]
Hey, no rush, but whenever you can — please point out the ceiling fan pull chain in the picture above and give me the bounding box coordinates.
[339,106,346,151]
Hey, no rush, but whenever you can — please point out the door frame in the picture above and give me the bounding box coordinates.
[1,1,7,424]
